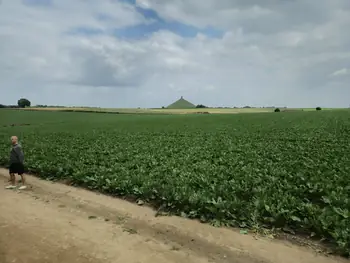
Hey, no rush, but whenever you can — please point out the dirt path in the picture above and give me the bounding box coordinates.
[0,169,347,263]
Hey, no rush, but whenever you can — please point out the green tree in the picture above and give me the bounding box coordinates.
[17,98,31,108]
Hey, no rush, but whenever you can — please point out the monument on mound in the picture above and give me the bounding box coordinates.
[167,96,196,109]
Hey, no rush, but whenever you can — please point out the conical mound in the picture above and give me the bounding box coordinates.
[167,96,195,109]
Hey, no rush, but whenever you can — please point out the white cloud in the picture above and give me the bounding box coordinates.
[330,68,350,77]
[0,0,349,108]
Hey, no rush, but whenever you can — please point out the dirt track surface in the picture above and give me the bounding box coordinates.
[0,169,347,263]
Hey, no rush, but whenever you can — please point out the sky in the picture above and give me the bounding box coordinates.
[0,0,349,108]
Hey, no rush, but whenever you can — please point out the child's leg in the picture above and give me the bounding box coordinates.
[5,173,16,189]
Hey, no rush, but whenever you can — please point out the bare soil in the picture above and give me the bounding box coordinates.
[0,169,347,263]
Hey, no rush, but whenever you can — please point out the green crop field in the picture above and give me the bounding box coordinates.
[0,109,349,255]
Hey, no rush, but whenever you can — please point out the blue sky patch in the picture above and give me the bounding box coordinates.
[114,22,223,40]
[65,0,223,39]
[115,1,223,39]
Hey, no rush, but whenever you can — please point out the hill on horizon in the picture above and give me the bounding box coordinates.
[167,96,196,109]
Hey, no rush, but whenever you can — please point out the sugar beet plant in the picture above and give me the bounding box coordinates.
[0,109,349,255]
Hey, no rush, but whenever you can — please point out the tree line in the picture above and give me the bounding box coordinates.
[0,98,31,108]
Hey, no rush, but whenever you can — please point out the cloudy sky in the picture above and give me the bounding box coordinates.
[0,0,349,108]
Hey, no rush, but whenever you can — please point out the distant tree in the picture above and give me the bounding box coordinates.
[17,98,31,108]
[274,108,281,112]
[243,106,251,108]
[162,106,165,109]
[0,104,6,108]
[196,104,207,108]
[316,107,322,111]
